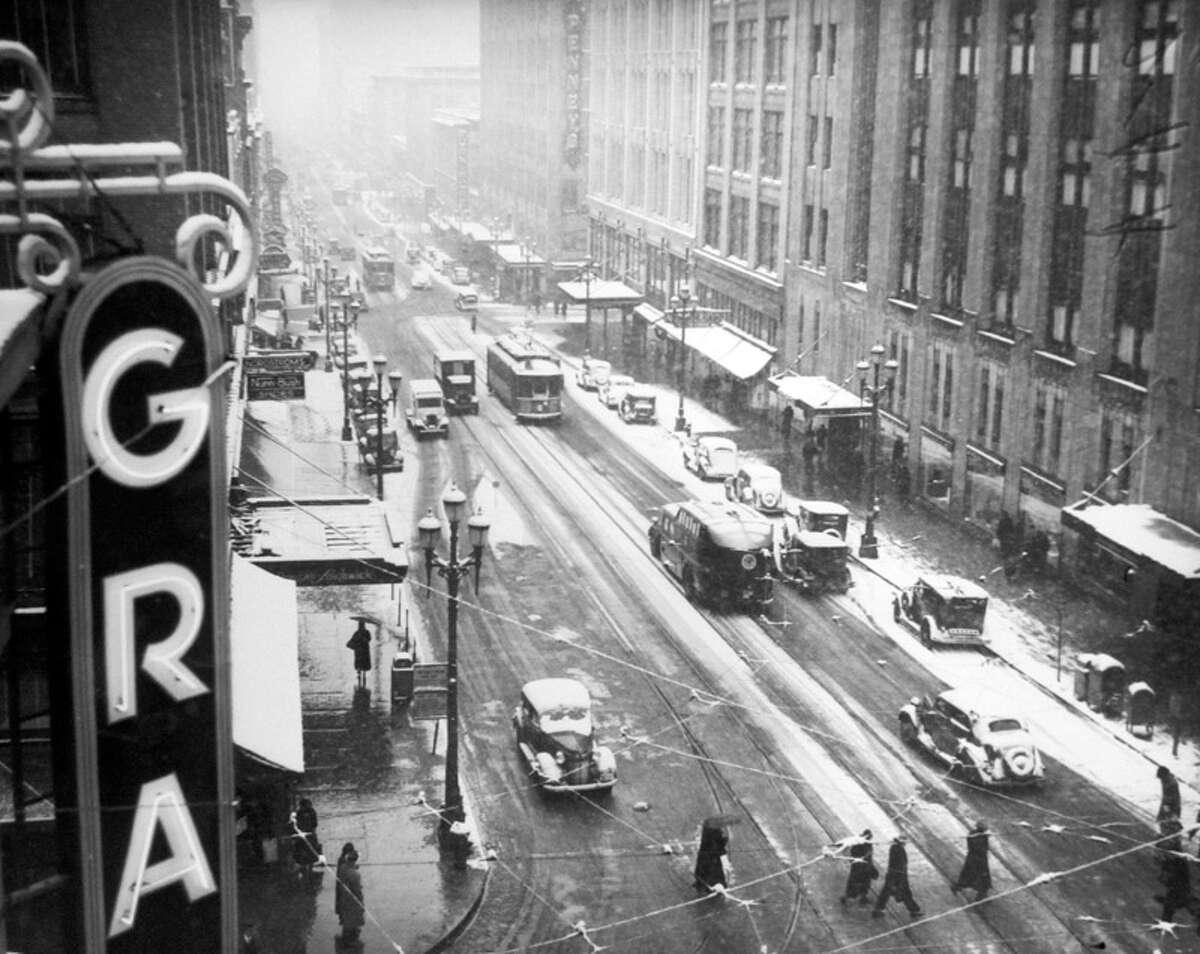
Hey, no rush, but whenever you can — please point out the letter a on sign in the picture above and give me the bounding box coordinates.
[108,773,217,938]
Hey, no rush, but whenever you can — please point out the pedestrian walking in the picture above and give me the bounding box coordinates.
[781,404,794,443]
[952,820,993,901]
[1158,765,1182,826]
[694,818,732,892]
[291,797,321,869]
[346,619,372,689]
[840,829,878,905]
[1155,817,1194,923]
[335,843,365,944]
[872,834,922,918]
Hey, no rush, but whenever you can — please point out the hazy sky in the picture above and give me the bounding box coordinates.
[253,0,480,143]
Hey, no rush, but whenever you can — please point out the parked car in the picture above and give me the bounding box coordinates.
[410,266,432,290]
[576,357,612,391]
[512,677,617,794]
[349,290,368,312]
[683,434,738,481]
[598,373,635,409]
[775,529,852,594]
[451,264,471,285]
[454,291,479,311]
[619,386,657,424]
[724,463,785,515]
[892,574,989,647]
[899,688,1045,786]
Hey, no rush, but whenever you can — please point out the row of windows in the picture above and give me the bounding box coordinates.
[709,15,792,87]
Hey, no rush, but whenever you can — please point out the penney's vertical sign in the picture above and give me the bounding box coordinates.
[564,0,584,169]
[61,257,234,952]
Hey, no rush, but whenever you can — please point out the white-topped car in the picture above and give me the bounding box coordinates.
[683,434,738,481]
[724,463,785,515]
[893,574,989,647]
[899,688,1045,786]
[598,373,635,409]
[576,357,612,391]
[513,678,617,794]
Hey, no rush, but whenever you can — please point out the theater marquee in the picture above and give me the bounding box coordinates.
[60,257,234,951]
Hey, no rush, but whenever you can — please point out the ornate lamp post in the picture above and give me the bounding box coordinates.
[670,283,695,433]
[583,259,595,353]
[417,485,490,840]
[323,259,337,372]
[371,353,389,499]
[856,343,898,558]
[341,300,362,441]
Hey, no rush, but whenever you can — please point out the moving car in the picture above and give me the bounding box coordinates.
[576,356,611,391]
[899,688,1045,786]
[598,373,635,409]
[454,290,479,311]
[682,434,738,481]
[513,678,617,794]
[775,529,852,594]
[451,264,471,285]
[410,266,432,290]
[724,463,785,515]
[619,386,657,425]
[892,574,989,647]
[404,378,449,438]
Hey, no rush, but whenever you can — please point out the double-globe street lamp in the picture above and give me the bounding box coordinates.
[369,354,392,500]
[340,299,362,442]
[322,258,338,373]
[669,283,696,433]
[417,485,491,839]
[856,343,899,559]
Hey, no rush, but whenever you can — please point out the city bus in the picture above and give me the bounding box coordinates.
[361,246,395,291]
[486,332,563,423]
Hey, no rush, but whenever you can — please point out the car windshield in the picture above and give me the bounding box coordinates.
[945,597,987,629]
[987,718,1024,733]
[537,705,591,736]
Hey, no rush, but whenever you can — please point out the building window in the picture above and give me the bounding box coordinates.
[952,127,972,189]
[704,188,722,248]
[806,113,818,166]
[709,21,728,83]
[1098,408,1138,499]
[706,105,725,167]
[802,203,814,262]
[1008,4,1036,76]
[760,110,783,179]
[928,342,954,433]
[765,16,788,85]
[816,208,828,268]
[976,362,1005,450]
[729,195,749,260]
[1137,0,1178,76]
[732,108,753,172]
[735,18,758,84]
[810,23,822,76]
[1060,137,1090,206]
[0,0,90,95]
[913,7,932,76]
[823,115,833,169]
[887,330,911,416]
[757,201,779,272]
[1068,0,1099,77]
[828,23,838,75]
[957,1,980,76]
[1031,382,1065,476]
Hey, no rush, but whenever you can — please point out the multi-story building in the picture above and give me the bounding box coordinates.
[479,0,590,264]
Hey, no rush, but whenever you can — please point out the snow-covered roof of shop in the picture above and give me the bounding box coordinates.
[1062,502,1200,580]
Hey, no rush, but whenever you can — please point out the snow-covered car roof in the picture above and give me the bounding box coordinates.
[919,574,988,600]
[740,462,781,482]
[792,498,849,517]
[606,373,635,387]
[936,688,1024,725]
[696,435,736,451]
[522,677,592,715]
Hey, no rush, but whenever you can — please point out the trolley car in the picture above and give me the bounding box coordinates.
[486,332,564,422]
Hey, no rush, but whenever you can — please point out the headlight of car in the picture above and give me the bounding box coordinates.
[555,751,565,765]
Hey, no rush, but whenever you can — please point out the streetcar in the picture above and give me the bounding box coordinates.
[361,246,395,291]
[486,332,564,423]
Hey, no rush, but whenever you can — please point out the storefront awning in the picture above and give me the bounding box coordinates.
[556,278,642,306]
[0,289,45,410]
[769,372,871,418]
[249,496,410,586]
[496,243,547,266]
[655,319,775,380]
[633,302,664,324]
[253,311,285,339]
[231,555,304,773]
[1062,502,1200,580]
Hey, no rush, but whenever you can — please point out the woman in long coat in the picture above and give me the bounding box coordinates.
[840,829,877,905]
[335,843,365,941]
[953,821,993,900]
[693,821,730,892]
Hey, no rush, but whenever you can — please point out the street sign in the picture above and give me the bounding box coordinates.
[412,663,448,690]
[244,351,318,373]
[411,688,448,721]
[246,371,305,401]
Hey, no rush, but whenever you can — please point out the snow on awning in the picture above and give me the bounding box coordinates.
[495,243,547,266]
[633,302,664,324]
[231,555,304,773]
[0,289,45,410]
[249,496,410,586]
[655,319,775,380]
[1061,502,1200,580]
[556,278,642,306]
[769,372,870,419]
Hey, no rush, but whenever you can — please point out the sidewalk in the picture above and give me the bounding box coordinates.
[237,273,488,954]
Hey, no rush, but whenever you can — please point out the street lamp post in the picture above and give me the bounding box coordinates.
[670,285,694,433]
[341,300,361,441]
[417,485,490,840]
[856,343,899,558]
[583,260,594,353]
[323,259,336,373]
[371,353,389,500]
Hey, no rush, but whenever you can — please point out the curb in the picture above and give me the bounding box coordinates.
[422,864,492,954]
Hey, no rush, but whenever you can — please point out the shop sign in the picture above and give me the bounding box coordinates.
[246,371,306,401]
[564,0,584,168]
[260,244,292,272]
[60,257,233,949]
[244,351,319,373]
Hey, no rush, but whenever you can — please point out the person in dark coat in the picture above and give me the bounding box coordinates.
[1156,818,1195,922]
[693,821,730,892]
[872,834,922,918]
[840,829,878,905]
[346,621,372,689]
[781,404,794,442]
[291,797,320,868]
[335,843,365,942]
[953,820,993,900]
[1158,765,1182,826]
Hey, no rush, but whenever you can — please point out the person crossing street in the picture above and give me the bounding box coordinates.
[953,820,993,901]
[872,834,922,919]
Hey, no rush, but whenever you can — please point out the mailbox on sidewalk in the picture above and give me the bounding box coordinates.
[1125,681,1156,739]
[391,650,415,703]
[1073,653,1126,717]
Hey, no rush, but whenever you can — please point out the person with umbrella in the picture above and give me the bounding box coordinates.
[872,833,922,919]
[694,814,737,892]
[952,820,993,901]
[346,617,373,690]
[840,829,877,905]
